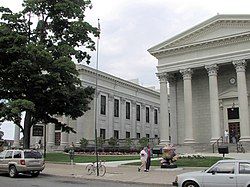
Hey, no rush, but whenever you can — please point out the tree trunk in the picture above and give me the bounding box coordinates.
[23,111,32,149]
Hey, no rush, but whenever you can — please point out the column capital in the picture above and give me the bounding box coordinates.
[233,59,247,72]
[141,104,146,109]
[205,64,218,76]
[108,93,114,101]
[120,97,126,104]
[131,100,136,106]
[180,68,193,80]
[156,72,169,83]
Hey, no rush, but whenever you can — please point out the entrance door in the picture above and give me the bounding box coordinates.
[228,123,240,143]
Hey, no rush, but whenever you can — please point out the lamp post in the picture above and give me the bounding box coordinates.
[94,18,101,176]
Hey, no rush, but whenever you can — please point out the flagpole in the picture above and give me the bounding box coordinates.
[94,18,100,176]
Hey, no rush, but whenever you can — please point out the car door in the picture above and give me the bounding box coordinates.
[3,151,13,172]
[237,162,250,187]
[202,162,236,187]
[0,151,6,172]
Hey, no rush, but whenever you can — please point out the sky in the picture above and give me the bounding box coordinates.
[1,0,250,139]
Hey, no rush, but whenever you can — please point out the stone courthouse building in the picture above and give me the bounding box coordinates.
[13,64,160,149]
[149,14,250,145]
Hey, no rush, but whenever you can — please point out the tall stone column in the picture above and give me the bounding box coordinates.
[131,101,137,138]
[180,68,195,144]
[169,75,177,144]
[108,94,114,138]
[120,98,126,139]
[156,72,170,145]
[141,104,146,137]
[47,123,55,148]
[233,59,250,142]
[150,106,155,138]
[60,116,69,148]
[13,125,20,148]
[205,64,221,142]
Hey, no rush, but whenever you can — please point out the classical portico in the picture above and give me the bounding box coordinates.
[149,14,250,144]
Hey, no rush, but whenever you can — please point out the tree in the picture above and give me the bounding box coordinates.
[80,137,88,150]
[108,137,118,151]
[0,0,99,148]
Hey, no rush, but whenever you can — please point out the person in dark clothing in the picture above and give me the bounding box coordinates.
[145,144,152,172]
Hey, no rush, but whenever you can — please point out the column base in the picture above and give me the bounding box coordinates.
[239,136,250,142]
[159,139,170,146]
[184,139,196,144]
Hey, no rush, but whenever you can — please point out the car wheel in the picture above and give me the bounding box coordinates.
[9,166,18,178]
[183,181,199,187]
[31,171,40,177]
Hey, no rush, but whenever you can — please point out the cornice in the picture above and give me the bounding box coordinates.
[153,32,250,58]
[76,64,159,96]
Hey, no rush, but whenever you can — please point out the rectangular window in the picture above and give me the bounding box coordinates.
[154,109,158,124]
[146,107,150,123]
[136,133,140,139]
[126,102,130,119]
[114,99,119,117]
[100,129,106,139]
[114,130,119,139]
[100,95,106,115]
[136,105,140,121]
[146,134,150,139]
[126,131,130,138]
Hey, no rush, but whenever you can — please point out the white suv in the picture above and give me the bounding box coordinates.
[0,149,45,177]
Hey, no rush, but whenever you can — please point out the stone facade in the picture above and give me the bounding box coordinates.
[149,14,250,145]
[14,64,160,149]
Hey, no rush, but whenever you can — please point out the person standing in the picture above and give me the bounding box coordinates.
[138,147,148,172]
[145,144,152,172]
[224,129,229,143]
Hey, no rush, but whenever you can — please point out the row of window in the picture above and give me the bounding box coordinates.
[99,128,158,140]
[100,95,158,124]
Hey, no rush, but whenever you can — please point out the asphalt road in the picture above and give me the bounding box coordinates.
[0,173,165,187]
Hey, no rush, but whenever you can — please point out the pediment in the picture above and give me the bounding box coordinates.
[219,88,238,99]
[149,14,250,54]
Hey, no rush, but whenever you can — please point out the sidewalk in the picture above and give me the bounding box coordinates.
[42,153,250,186]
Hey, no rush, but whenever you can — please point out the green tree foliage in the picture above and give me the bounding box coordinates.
[108,137,118,149]
[124,138,133,149]
[97,137,105,148]
[79,137,88,150]
[0,1,99,148]
[138,137,149,148]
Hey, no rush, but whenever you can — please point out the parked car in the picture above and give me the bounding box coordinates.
[0,149,45,177]
[173,159,250,187]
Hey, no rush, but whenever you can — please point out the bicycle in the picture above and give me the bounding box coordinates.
[236,142,246,153]
[85,160,106,176]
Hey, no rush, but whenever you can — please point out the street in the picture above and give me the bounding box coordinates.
[0,174,166,187]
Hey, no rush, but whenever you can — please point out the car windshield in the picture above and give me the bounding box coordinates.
[24,151,42,159]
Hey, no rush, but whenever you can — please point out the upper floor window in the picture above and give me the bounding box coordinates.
[136,133,140,139]
[146,107,150,123]
[100,95,106,115]
[136,105,140,121]
[154,109,158,124]
[114,99,119,117]
[126,102,130,119]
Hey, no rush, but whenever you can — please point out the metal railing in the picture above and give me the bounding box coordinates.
[212,136,223,153]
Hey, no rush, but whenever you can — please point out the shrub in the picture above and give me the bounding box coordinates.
[80,138,88,150]
[138,137,148,148]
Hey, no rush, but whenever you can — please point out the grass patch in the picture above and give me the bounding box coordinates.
[45,153,140,163]
[124,156,225,167]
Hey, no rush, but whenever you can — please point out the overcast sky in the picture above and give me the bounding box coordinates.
[1,0,250,140]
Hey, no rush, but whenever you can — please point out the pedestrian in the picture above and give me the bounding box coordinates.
[145,144,153,172]
[69,142,75,164]
[138,147,148,172]
[224,129,229,143]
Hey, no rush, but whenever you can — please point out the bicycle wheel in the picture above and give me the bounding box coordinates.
[85,164,94,175]
[98,165,106,176]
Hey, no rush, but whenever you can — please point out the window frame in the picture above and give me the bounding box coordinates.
[114,99,119,117]
[100,95,107,115]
